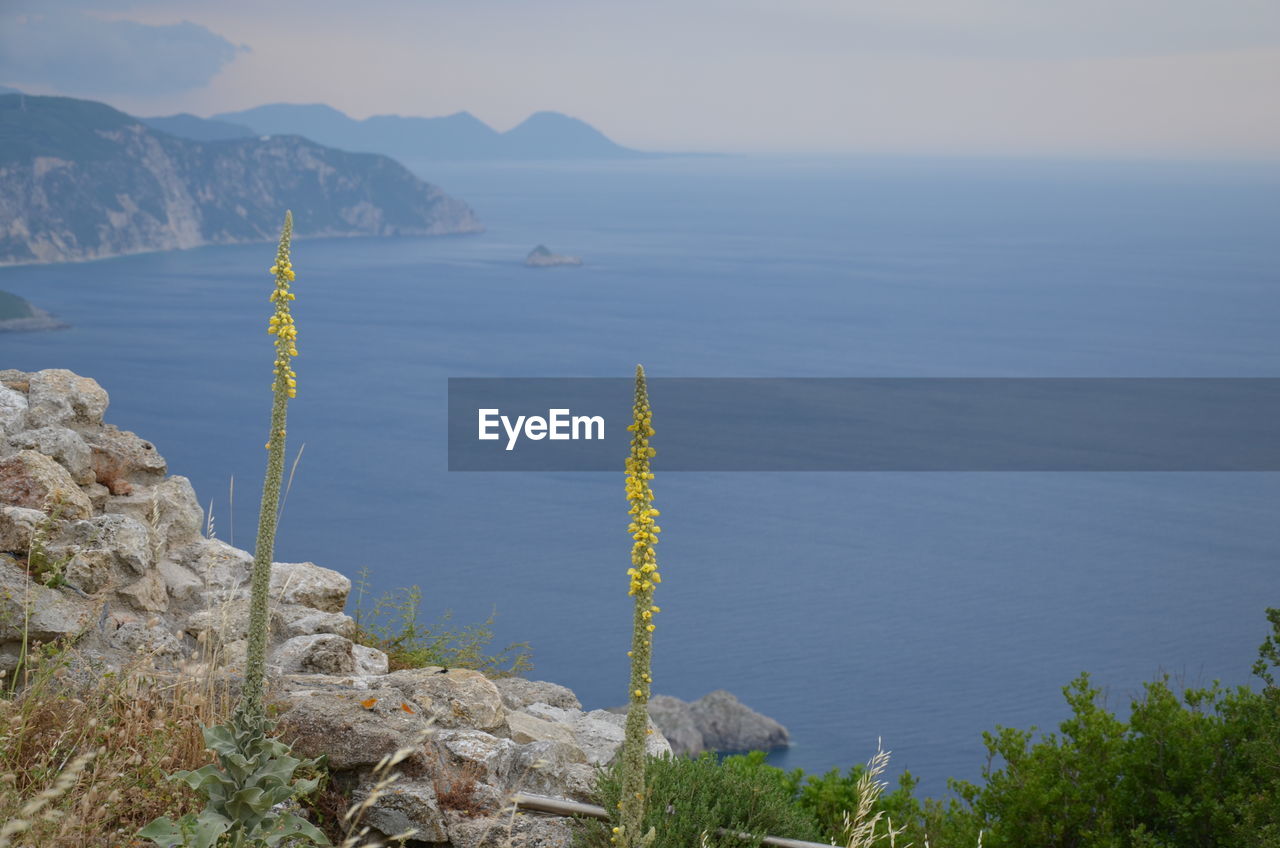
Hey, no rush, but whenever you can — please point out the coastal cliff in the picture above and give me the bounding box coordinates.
[0,369,790,846]
[0,95,482,266]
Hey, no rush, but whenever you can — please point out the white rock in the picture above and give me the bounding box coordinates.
[55,513,155,594]
[272,634,356,675]
[103,476,202,554]
[0,386,27,436]
[353,643,389,676]
[8,427,94,484]
[269,561,350,613]
[0,506,46,554]
[0,449,93,519]
[25,370,108,430]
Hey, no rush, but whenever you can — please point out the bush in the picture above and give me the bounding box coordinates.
[350,570,533,677]
[576,752,824,848]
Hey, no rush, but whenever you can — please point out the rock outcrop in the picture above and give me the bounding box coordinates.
[617,690,791,756]
[524,245,583,268]
[0,94,483,266]
[0,368,673,847]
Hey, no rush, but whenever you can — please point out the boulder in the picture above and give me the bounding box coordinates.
[177,538,251,596]
[0,450,93,519]
[432,727,519,793]
[117,570,169,613]
[524,704,670,765]
[688,690,790,752]
[273,607,357,641]
[0,385,28,436]
[85,425,167,495]
[8,427,94,485]
[53,513,155,594]
[272,634,356,675]
[505,711,580,749]
[25,370,108,430]
[102,476,202,553]
[507,740,593,800]
[269,561,350,613]
[445,808,575,848]
[354,643,389,676]
[0,505,45,554]
[384,667,507,731]
[494,677,582,712]
[354,781,448,844]
[0,556,95,642]
[276,687,428,771]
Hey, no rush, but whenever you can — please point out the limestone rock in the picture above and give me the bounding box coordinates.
[355,782,448,844]
[156,558,203,604]
[269,561,350,613]
[433,727,519,792]
[505,711,580,749]
[688,690,790,752]
[0,505,45,554]
[177,538,251,596]
[524,704,670,765]
[445,809,575,848]
[54,513,155,594]
[117,569,169,613]
[644,694,705,756]
[86,425,167,495]
[494,677,582,712]
[353,643,389,676]
[8,427,93,485]
[384,667,506,731]
[0,449,93,519]
[102,476,201,552]
[273,607,356,641]
[0,556,95,642]
[508,740,592,800]
[25,370,108,430]
[0,386,28,436]
[276,687,428,770]
[272,634,356,675]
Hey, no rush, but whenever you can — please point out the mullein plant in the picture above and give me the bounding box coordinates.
[141,212,327,848]
[616,365,662,848]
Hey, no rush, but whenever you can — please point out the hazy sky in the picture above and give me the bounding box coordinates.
[2,0,1278,158]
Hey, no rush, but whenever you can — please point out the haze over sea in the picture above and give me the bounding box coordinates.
[3,156,1278,797]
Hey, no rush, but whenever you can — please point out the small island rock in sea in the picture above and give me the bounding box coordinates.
[525,244,583,267]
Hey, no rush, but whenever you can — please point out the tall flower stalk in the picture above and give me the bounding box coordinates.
[618,364,661,848]
[236,210,299,730]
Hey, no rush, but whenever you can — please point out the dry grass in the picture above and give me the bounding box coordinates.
[0,647,232,847]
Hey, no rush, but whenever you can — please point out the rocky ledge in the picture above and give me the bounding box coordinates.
[524,244,582,267]
[0,368,676,847]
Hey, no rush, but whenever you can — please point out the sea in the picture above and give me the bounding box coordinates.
[2,155,1278,798]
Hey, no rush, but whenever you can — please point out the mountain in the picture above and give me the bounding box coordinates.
[501,111,634,159]
[0,94,481,266]
[141,113,256,142]
[213,103,646,161]
[0,289,66,331]
[0,86,23,95]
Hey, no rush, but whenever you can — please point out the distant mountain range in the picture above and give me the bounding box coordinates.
[0,94,481,265]
[154,103,651,161]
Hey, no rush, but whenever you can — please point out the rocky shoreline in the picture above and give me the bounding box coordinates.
[0,303,69,332]
[0,368,789,846]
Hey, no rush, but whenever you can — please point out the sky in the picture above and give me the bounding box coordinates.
[1,0,1278,159]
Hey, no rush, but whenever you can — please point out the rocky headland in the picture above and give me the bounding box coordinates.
[0,94,482,266]
[0,369,789,846]
[0,289,67,332]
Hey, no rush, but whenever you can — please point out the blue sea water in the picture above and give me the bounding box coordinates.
[2,155,1279,798]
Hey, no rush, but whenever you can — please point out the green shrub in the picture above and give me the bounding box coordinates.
[351,572,532,677]
[576,753,823,848]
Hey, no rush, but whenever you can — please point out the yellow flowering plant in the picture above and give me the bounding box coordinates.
[617,364,661,848]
